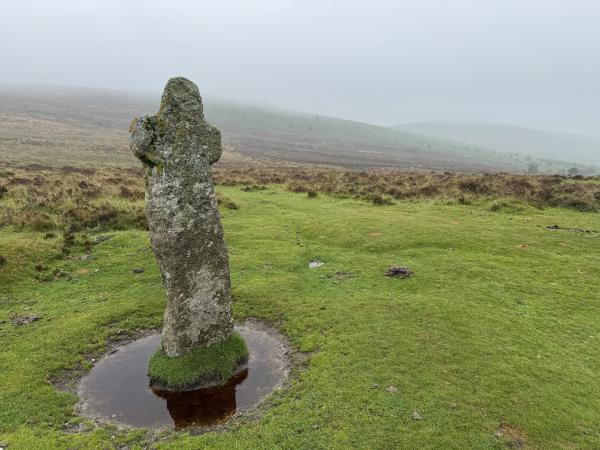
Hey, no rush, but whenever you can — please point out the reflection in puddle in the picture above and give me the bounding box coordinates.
[152,369,248,428]
[77,324,289,429]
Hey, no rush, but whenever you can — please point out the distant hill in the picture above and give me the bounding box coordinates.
[0,85,595,173]
[397,121,600,168]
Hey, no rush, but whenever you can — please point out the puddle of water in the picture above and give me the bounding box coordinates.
[78,324,289,429]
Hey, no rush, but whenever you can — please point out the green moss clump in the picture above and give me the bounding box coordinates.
[148,332,248,391]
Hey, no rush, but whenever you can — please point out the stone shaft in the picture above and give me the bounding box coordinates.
[130,77,233,357]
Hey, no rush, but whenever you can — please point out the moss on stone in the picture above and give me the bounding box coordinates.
[148,332,248,391]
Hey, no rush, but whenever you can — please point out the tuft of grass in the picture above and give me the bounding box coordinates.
[148,333,248,391]
[216,192,239,210]
[1,166,598,234]
[369,194,394,206]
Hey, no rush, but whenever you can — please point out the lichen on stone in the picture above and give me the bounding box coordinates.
[130,77,236,359]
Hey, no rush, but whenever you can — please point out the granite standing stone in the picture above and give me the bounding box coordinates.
[130,77,233,357]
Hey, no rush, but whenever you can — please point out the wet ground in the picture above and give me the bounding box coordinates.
[77,323,289,429]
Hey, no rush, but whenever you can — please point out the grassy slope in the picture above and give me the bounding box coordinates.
[205,101,520,171]
[398,121,600,167]
[1,187,599,449]
[0,86,523,171]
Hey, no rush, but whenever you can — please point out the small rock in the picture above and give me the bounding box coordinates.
[0,442,8,450]
[78,255,92,261]
[412,411,423,420]
[132,267,144,274]
[95,235,111,244]
[385,266,412,278]
[371,383,379,389]
[11,314,40,326]
[309,261,324,269]
[495,430,504,438]
[385,385,398,393]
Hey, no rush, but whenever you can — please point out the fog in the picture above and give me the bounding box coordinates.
[2,0,599,137]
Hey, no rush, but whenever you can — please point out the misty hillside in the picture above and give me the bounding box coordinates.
[0,85,594,173]
[397,121,600,167]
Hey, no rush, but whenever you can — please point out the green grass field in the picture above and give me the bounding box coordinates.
[1,186,599,449]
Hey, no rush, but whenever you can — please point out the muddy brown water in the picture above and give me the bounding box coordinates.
[77,323,289,429]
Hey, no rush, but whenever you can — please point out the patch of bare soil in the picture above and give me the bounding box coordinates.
[495,422,527,449]
[384,266,413,278]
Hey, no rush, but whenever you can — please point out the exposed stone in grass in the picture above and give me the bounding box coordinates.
[412,411,423,420]
[11,314,40,326]
[384,266,412,278]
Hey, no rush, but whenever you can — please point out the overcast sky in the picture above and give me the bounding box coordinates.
[1,0,599,136]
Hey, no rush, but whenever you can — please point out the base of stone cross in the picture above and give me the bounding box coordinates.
[147,332,249,392]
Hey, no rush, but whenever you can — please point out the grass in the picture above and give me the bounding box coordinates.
[1,166,599,235]
[0,184,599,449]
[148,333,248,391]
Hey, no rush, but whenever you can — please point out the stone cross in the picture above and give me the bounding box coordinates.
[130,77,233,357]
